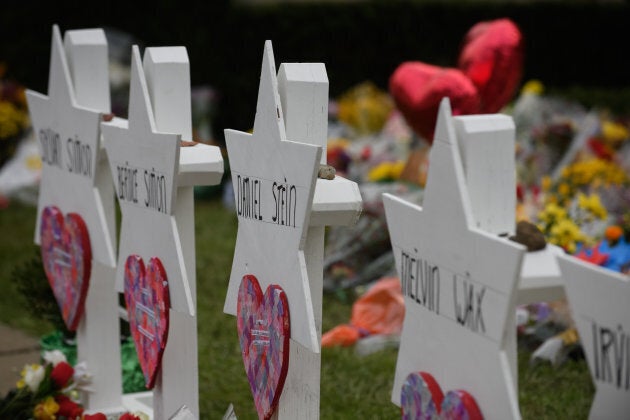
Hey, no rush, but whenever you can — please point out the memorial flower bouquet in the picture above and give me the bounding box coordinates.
[0,63,30,167]
[0,350,84,419]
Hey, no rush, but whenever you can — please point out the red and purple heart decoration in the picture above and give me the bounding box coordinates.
[124,255,170,389]
[237,275,290,420]
[401,371,483,420]
[40,206,92,331]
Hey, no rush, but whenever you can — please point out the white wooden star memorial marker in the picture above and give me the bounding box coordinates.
[224,41,322,353]
[26,25,123,412]
[102,45,223,419]
[557,255,630,418]
[384,99,526,419]
[223,41,361,419]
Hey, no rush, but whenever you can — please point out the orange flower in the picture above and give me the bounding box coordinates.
[605,225,623,242]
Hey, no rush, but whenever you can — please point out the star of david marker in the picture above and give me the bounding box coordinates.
[27,25,115,267]
[558,255,630,418]
[27,25,123,412]
[384,99,526,419]
[102,45,193,316]
[223,41,322,353]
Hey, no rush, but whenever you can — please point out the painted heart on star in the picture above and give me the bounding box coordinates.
[124,255,170,389]
[237,275,290,420]
[401,371,483,420]
[40,206,92,331]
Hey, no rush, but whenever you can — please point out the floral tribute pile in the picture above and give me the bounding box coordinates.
[0,350,145,420]
[323,74,630,358]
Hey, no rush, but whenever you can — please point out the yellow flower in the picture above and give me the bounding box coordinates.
[337,82,393,134]
[327,137,350,150]
[549,218,585,252]
[33,396,59,420]
[367,161,405,182]
[390,161,405,179]
[602,120,628,144]
[560,158,628,187]
[540,176,552,192]
[538,202,567,224]
[557,183,571,197]
[0,101,28,139]
[521,80,544,95]
[577,193,607,220]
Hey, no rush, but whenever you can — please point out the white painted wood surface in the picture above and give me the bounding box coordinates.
[102,46,223,419]
[275,62,361,419]
[453,113,520,391]
[27,25,116,266]
[223,42,322,353]
[453,115,515,236]
[518,244,565,304]
[223,43,361,419]
[26,25,123,412]
[557,255,630,418]
[384,99,526,419]
[102,47,190,316]
[454,112,566,307]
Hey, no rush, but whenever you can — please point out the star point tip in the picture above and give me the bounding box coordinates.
[128,45,157,133]
[433,97,457,146]
[253,40,286,140]
[48,24,75,106]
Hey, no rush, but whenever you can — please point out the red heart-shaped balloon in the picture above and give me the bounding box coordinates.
[401,371,483,420]
[237,275,290,420]
[40,206,92,331]
[458,18,524,113]
[389,62,480,142]
[124,255,170,389]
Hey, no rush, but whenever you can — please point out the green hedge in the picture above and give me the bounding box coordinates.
[1,1,628,137]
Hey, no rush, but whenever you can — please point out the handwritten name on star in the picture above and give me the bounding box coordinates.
[38,127,93,178]
[591,320,630,391]
[114,161,170,214]
[233,170,301,229]
[398,247,501,339]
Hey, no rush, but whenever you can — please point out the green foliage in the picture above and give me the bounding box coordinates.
[0,200,593,418]
[518,351,593,419]
[0,203,54,336]
[13,250,68,336]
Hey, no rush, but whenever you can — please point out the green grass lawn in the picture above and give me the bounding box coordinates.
[0,200,593,419]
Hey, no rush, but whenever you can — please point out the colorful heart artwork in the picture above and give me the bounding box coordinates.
[237,275,290,420]
[40,206,92,331]
[401,371,483,420]
[124,255,170,389]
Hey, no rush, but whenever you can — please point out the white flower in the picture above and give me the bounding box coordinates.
[72,361,92,387]
[22,364,45,392]
[43,349,67,366]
